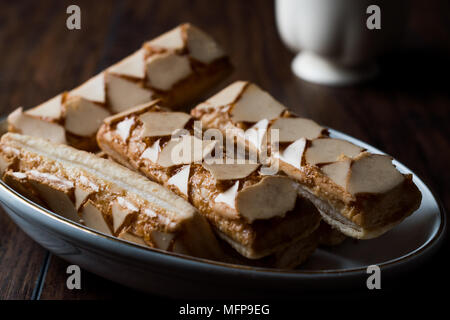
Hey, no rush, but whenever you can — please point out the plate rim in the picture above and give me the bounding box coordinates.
[0,126,446,277]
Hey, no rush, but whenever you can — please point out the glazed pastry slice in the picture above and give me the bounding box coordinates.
[191,81,422,239]
[7,23,232,151]
[0,132,317,269]
[96,102,321,260]
[0,133,224,260]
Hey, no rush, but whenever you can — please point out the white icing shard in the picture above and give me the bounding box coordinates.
[64,97,110,137]
[29,178,79,223]
[118,232,147,246]
[214,181,239,209]
[116,117,135,141]
[26,94,63,120]
[105,73,153,113]
[146,52,192,91]
[8,108,67,144]
[230,84,286,123]
[321,159,352,188]
[277,138,306,170]
[270,117,324,142]
[347,153,405,195]
[157,136,217,167]
[147,27,185,51]
[235,176,297,223]
[70,73,106,104]
[81,201,112,235]
[10,172,27,179]
[111,201,135,233]
[138,112,191,137]
[305,138,364,166]
[74,186,92,210]
[245,118,269,151]
[117,196,139,212]
[141,139,161,163]
[167,165,190,196]
[109,48,146,79]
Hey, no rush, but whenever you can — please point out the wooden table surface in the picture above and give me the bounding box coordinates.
[0,0,449,300]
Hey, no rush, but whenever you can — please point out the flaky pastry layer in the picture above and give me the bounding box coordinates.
[0,133,223,259]
[191,81,422,239]
[97,105,321,259]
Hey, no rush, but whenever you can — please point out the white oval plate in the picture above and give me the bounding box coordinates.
[0,120,446,298]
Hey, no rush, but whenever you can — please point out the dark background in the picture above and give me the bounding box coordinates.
[0,0,449,301]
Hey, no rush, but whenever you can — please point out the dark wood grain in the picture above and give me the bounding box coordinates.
[0,0,115,115]
[0,0,448,300]
[0,210,48,299]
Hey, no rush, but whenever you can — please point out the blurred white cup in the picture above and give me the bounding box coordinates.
[275,0,409,85]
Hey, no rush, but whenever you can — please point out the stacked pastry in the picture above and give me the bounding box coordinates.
[191,81,422,239]
[0,133,225,260]
[96,101,322,268]
[1,25,423,269]
[7,24,231,151]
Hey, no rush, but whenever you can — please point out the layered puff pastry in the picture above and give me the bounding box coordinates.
[191,81,422,239]
[7,24,232,151]
[96,101,321,260]
[0,132,224,260]
[0,132,320,269]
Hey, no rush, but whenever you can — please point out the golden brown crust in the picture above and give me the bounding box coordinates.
[97,109,321,259]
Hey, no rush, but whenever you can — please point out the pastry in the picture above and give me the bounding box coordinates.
[96,101,321,260]
[0,131,319,268]
[191,81,422,239]
[0,132,224,260]
[7,24,232,151]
